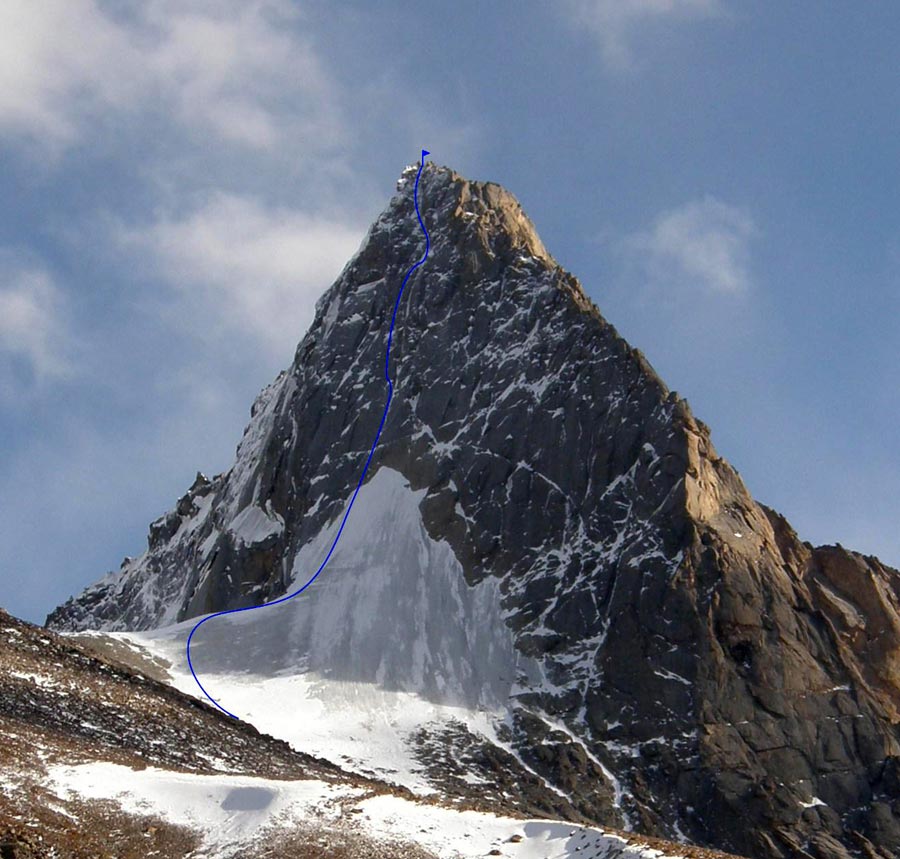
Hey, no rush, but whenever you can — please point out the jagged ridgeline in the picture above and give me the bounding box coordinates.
[48,164,900,859]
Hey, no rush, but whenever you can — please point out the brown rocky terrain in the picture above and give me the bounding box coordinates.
[0,608,429,857]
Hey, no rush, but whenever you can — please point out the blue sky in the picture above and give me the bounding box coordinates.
[1,1,898,623]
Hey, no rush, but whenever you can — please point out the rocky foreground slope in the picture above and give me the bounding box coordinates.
[47,162,900,859]
[0,609,731,859]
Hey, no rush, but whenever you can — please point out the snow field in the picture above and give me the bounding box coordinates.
[45,762,676,859]
[46,762,351,855]
[118,467,528,793]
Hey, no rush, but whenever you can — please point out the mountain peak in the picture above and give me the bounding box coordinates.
[47,163,900,859]
[395,161,553,267]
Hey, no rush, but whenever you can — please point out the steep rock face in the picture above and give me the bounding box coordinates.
[48,164,900,859]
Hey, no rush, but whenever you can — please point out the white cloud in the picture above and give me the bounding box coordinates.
[626,196,756,295]
[0,258,72,382]
[0,1,130,144]
[123,193,365,360]
[562,0,722,68]
[0,0,343,153]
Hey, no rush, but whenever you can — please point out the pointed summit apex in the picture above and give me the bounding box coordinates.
[391,162,552,266]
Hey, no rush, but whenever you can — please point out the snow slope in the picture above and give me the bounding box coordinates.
[46,761,685,859]
[116,467,535,793]
[1,604,715,859]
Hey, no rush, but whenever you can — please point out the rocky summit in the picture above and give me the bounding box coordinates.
[48,163,900,859]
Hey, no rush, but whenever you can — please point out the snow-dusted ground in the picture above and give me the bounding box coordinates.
[47,763,348,853]
[46,761,677,859]
[359,795,677,859]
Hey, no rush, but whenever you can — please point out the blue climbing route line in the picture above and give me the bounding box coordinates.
[186,150,432,719]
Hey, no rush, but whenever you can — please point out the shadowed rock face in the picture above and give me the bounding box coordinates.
[48,163,900,859]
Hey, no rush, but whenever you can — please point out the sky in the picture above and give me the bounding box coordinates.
[1,1,898,624]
